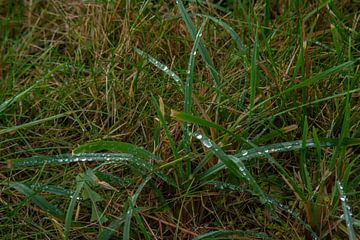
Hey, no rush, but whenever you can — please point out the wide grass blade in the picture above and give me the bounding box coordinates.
[74,140,159,161]
[8,153,139,168]
[7,182,64,219]
[97,217,124,240]
[337,180,356,240]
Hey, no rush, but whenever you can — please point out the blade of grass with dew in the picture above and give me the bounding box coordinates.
[193,13,246,53]
[197,137,358,184]
[192,132,279,220]
[193,230,271,240]
[0,63,65,114]
[123,175,151,240]
[7,153,139,168]
[183,19,207,155]
[64,175,85,240]
[29,183,78,199]
[176,0,221,86]
[134,48,184,91]
[7,182,65,219]
[73,140,159,161]
[337,180,356,240]
[0,111,74,135]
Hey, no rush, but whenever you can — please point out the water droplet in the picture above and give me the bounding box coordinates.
[242,150,248,156]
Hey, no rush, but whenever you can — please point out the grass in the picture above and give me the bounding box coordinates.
[1,0,359,239]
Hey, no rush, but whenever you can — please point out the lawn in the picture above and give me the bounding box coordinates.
[0,0,359,239]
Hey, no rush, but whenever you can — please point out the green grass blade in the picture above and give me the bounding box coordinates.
[74,140,159,161]
[192,132,278,218]
[134,48,184,91]
[29,183,77,199]
[250,22,258,110]
[171,110,229,133]
[7,182,64,219]
[176,0,221,86]
[97,217,124,240]
[282,61,354,95]
[123,176,151,240]
[0,112,73,135]
[64,177,85,240]
[193,230,271,240]
[0,64,65,114]
[337,180,356,240]
[300,116,311,191]
[193,13,246,53]
[8,153,139,168]
[183,19,207,154]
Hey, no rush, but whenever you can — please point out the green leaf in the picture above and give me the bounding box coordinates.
[193,230,271,240]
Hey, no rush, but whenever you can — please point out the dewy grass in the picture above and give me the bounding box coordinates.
[1,1,359,239]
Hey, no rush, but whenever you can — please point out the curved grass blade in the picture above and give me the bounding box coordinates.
[176,0,221,86]
[123,176,151,240]
[193,13,246,53]
[8,153,138,168]
[64,176,85,240]
[198,138,354,183]
[134,48,183,90]
[192,132,279,219]
[7,182,65,219]
[74,140,159,161]
[337,180,356,240]
[193,230,271,240]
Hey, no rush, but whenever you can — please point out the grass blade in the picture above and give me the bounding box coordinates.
[8,153,139,168]
[176,0,221,86]
[7,182,64,219]
[123,176,151,240]
[134,48,184,91]
[337,180,356,240]
[64,176,85,240]
[74,140,159,161]
[193,230,271,240]
[282,61,354,95]
[183,19,207,154]
[192,132,278,219]
[0,112,73,135]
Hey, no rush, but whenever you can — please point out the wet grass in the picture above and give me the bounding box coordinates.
[1,0,359,239]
